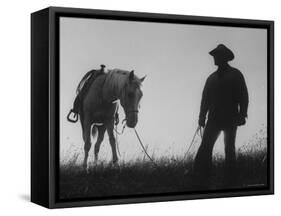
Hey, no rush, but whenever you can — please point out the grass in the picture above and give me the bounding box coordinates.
[59,138,267,200]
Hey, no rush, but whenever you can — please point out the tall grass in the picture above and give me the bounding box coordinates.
[59,127,267,199]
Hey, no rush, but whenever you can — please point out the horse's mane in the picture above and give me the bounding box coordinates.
[104,69,130,94]
[103,69,142,101]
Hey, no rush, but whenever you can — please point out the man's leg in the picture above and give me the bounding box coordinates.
[193,121,221,183]
[223,126,238,186]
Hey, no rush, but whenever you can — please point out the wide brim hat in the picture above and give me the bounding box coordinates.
[209,44,234,61]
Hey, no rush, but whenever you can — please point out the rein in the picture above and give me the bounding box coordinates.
[184,126,204,159]
[126,110,139,114]
[113,101,203,166]
[113,102,157,166]
[133,128,158,166]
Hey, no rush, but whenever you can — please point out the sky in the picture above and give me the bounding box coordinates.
[59,17,267,164]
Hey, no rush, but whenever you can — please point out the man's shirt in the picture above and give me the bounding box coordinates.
[199,66,249,127]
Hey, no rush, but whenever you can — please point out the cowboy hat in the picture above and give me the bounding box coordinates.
[209,44,234,61]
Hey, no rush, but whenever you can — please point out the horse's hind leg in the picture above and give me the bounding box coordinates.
[93,125,106,162]
[82,121,92,171]
[106,121,118,164]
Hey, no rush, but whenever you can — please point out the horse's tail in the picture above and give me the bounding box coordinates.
[91,124,99,139]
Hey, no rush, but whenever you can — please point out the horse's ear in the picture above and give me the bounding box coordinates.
[140,75,146,83]
[129,70,134,81]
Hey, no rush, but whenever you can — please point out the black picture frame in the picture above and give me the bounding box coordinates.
[31,6,274,208]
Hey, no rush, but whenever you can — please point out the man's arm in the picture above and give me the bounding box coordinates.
[238,72,249,119]
[199,78,210,127]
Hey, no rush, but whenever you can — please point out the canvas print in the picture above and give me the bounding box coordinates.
[59,17,268,200]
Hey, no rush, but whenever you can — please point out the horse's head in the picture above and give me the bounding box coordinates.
[120,70,145,128]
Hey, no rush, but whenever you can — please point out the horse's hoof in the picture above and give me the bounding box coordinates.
[84,167,90,174]
[94,157,99,164]
[112,159,118,165]
[83,164,89,173]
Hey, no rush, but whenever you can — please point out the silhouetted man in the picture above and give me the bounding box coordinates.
[193,44,249,186]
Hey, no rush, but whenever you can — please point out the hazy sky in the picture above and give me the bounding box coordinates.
[60,17,267,164]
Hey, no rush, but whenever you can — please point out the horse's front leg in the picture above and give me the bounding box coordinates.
[106,121,118,164]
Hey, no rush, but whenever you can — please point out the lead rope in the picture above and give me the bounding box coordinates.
[133,128,158,167]
[184,125,203,159]
[114,119,203,168]
[114,121,157,166]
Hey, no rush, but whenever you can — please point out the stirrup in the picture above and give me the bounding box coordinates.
[67,109,78,123]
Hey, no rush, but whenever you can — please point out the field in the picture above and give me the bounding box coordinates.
[59,134,267,200]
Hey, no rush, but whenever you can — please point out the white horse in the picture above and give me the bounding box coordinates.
[68,69,145,170]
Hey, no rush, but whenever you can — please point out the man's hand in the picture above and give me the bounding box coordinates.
[198,118,206,128]
[237,116,246,126]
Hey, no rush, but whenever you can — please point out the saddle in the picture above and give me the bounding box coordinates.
[67,65,106,122]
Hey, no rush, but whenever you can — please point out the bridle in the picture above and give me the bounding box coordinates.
[126,110,139,114]
[120,79,142,116]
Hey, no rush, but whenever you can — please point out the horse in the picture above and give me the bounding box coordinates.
[70,69,145,171]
